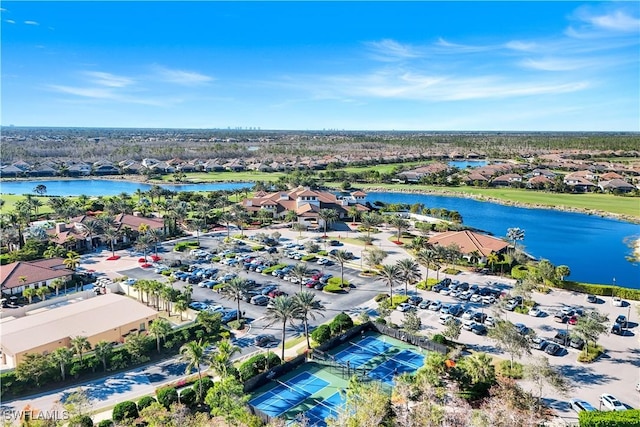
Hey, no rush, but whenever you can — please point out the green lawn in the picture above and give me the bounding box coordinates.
[334,182,640,220]
[159,171,284,183]
[0,194,54,215]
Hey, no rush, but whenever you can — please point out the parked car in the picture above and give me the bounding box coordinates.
[611,297,624,307]
[544,342,562,356]
[586,294,598,303]
[570,337,585,350]
[568,315,579,325]
[569,398,597,413]
[529,337,548,350]
[268,290,287,298]
[188,301,207,311]
[259,285,278,296]
[599,394,625,411]
[408,295,423,306]
[462,319,477,330]
[438,313,454,325]
[418,299,432,310]
[514,323,529,335]
[504,299,519,311]
[471,312,487,323]
[611,323,623,335]
[482,295,496,305]
[469,294,483,303]
[485,316,496,327]
[615,315,628,328]
[528,307,542,317]
[254,334,278,347]
[554,313,569,323]
[552,331,571,346]
[448,304,464,317]
[250,295,270,306]
[221,310,240,323]
[428,301,442,311]
[396,303,414,312]
[470,323,487,335]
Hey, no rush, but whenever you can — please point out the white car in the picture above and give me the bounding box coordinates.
[469,294,483,303]
[482,295,496,305]
[428,301,442,311]
[599,393,625,411]
[439,313,454,324]
[397,303,414,312]
[528,307,542,317]
[462,319,477,330]
[611,297,624,307]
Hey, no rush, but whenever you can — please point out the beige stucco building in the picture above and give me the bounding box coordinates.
[0,293,158,368]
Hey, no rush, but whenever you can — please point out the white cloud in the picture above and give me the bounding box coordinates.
[505,41,538,52]
[49,85,117,100]
[24,20,39,26]
[5,19,15,24]
[153,66,213,86]
[519,58,590,72]
[366,39,421,61]
[583,9,640,33]
[84,71,134,88]
[48,84,180,107]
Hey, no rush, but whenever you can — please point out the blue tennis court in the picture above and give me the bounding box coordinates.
[249,372,329,417]
[302,391,345,426]
[367,349,425,385]
[333,336,393,368]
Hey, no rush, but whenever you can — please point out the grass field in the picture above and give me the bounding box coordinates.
[160,171,284,183]
[343,183,640,219]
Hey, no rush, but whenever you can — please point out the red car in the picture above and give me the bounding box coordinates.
[568,315,579,325]
[268,290,288,298]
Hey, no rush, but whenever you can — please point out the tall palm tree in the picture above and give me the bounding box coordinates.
[93,340,113,372]
[461,352,495,385]
[135,233,153,262]
[417,248,437,284]
[293,291,326,350]
[376,264,402,306]
[218,211,234,240]
[290,263,310,292]
[179,339,210,399]
[318,208,338,237]
[50,347,73,381]
[347,206,360,224]
[149,318,173,353]
[22,287,35,304]
[223,278,252,321]
[103,227,120,257]
[396,258,422,295]
[284,210,299,225]
[506,227,525,254]
[264,295,301,362]
[174,298,188,321]
[35,286,49,302]
[210,339,240,378]
[81,219,102,251]
[388,215,410,243]
[486,252,500,273]
[50,277,65,296]
[70,336,91,363]
[330,250,350,286]
[361,212,383,239]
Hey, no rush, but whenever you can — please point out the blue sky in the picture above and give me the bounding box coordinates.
[1,1,639,131]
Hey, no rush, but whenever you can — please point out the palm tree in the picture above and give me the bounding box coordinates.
[318,208,338,237]
[174,298,189,321]
[417,248,437,284]
[218,211,233,240]
[290,263,310,292]
[210,339,240,378]
[376,264,402,306]
[82,219,102,251]
[506,227,525,254]
[284,210,299,225]
[63,251,81,271]
[347,206,360,224]
[388,215,410,243]
[22,287,35,304]
[50,347,73,381]
[149,318,173,353]
[461,352,495,385]
[264,295,301,362]
[135,233,153,262]
[330,250,351,286]
[70,336,91,363]
[223,278,252,321]
[103,227,120,257]
[486,252,500,273]
[361,212,383,239]
[50,277,66,296]
[189,216,207,246]
[396,258,422,295]
[93,340,113,372]
[293,291,326,350]
[35,286,49,302]
[179,339,210,399]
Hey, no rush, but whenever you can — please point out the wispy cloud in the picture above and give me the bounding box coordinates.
[578,8,640,33]
[505,41,538,52]
[519,57,592,72]
[48,84,180,107]
[84,71,134,88]
[24,20,39,26]
[5,19,15,24]
[366,39,422,61]
[153,66,213,86]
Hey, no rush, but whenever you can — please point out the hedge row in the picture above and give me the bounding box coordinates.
[578,409,640,427]
[555,281,640,301]
[324,277,350,293]
[238,353,281,381]
[262,264,288,274]
[174,241,199,252]
[311,313,355,345]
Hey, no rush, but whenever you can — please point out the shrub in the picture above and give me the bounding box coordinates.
[374,318,387,324]
[238,354,268,381]
[579,409,640,427]
[317,250,328,256]
[266,352,281,368]
[156,386,178,409]
[431,334,446,345]
[443,268,461,275]
[251,245,265,252]
[510,265,530,280]
[192,377,214,402]
[137,395,156,410]
[416,278,438,291]
[497,360,523,379]
[374,293,390,302]
[97,421,114,427]
[577,345,604,363]
[330,312,354,335]
[179,387,197,408]
[323,282,344,293]
[262,264,287,274]
[389,295,409,308]
[311,324,332,344]
[227,319,246,330]
[173,241,199,252]
[112,401,138,422]
[68,415,94,427]
[301,255,317,262]
[225,252,237,258]
[554,280,640,301]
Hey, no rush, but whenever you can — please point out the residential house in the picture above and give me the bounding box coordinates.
[0,164,24,177]
[598,179,636,193]
[92,161,120,175]
[491,173,522,187]
[0,258,73,296]
[67,162,92,177]
[428,230,509,264]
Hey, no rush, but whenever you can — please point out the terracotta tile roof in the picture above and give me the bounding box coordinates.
[115,214,164,231]
[1,258,73,290]
[428,230,509,257]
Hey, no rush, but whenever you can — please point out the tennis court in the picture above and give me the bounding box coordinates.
[249,332,428,426]
[249,371,329,417]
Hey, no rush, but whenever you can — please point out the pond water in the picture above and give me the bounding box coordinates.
[448,160,488,169]
[0,179,253,197]
[1,179,637,288]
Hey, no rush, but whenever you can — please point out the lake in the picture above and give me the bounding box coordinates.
[1,179,638,288]
[0,179,253,197]
[448,160,488,169]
